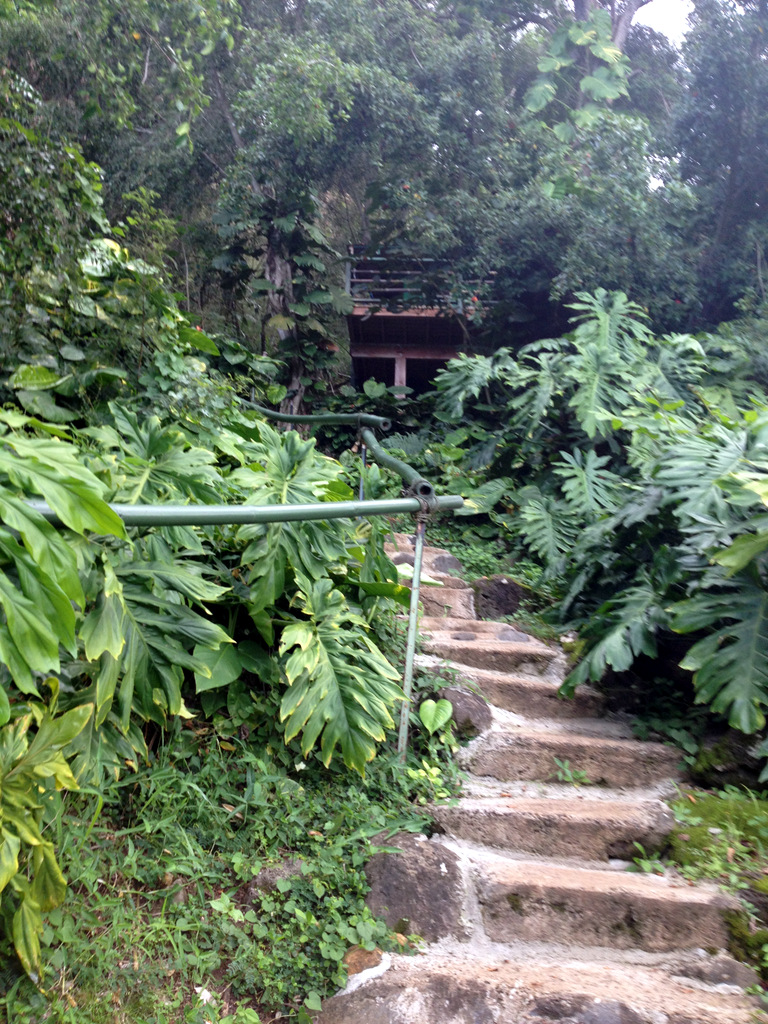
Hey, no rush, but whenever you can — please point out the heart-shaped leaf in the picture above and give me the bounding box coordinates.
[419,698,453,736]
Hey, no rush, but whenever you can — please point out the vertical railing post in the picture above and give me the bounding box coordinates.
[398,516,427,760]
[358,443,367,503]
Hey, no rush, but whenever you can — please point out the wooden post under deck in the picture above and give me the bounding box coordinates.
[394,353,407,387]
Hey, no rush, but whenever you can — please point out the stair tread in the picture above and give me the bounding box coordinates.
[472,848,733,904]
[325,949,760,1024]
[440,794,667,820]
[473,725,676,754]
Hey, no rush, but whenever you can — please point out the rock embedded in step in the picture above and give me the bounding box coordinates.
[343,946,383,976]
[498,626,531,643]
[438,685,492,738]
[432,553,464,574]
[677,951,757,989]
[472,575,525,619]
[450,631,477,641]
[317,972,501,1024]
[364,833,464,942]
[392,552,415,566]
[530,994,645,1024]
[250,857,304,893]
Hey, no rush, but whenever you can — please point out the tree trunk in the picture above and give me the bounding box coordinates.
[610,1,653,51]
[571,1,652,51]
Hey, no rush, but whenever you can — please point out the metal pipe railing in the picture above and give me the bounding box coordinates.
[26,495,462,528]
[243,400,391,431]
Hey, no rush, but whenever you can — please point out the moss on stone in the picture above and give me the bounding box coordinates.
[725,909,768,982]
[506,892,524,915]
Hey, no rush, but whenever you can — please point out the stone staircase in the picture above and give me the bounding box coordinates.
[318,535,765,1024]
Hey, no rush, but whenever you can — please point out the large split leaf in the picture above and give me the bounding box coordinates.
[279,578,402,773]
[672,575,768,734]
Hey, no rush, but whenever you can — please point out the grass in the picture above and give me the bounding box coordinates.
[663,785,768,987]
[0,722,462,1024]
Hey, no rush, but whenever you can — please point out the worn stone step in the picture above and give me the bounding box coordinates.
[419,616,511,633]
[423,637,558,676]
[474,852,737,953]
[318,948,760,1024]
[462,728,681,787]
[420,586,476,619]
[432,794,674,861]
[416,657,596,719]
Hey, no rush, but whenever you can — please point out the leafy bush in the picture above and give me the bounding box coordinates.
[0,402,406,982]
[432,289,768,770]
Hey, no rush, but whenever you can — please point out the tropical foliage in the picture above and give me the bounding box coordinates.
[0,400,406,981]
[432,290,768,772]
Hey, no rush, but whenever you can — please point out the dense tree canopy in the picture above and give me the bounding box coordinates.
[1,0,768,362]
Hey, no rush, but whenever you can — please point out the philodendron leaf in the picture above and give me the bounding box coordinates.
[193,643,242,693]
[419,698,453,736]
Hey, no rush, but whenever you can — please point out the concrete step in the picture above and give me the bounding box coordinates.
[318,948,761,1024]
[423,636,558,676]
[462,728,682,788]
[473,852,737,953]
[432,794,674,861]
[415,657,598,719]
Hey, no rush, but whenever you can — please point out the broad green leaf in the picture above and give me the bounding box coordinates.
[354,579,411,608]
[714,531,768,574]
[0,828,20,892]
[0,686,9,727]
[16,390,78,423]
[30,842,66,911]
[524,78,557,113]
[0,495,84,606]
[419,698,453,736]
[24,705,93,768]
[59,345,86,362]
[81,588,126,661]
[193,644,242,693]
[268,314,295,332]
[12,894,43,983]
[580,71,626,102]
[178,325,220,355]
[0,575,60,675]
[8,365,62,391]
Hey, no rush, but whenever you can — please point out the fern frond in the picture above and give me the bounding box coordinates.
[565,341,632,439]
[434,352,501,420]
[654,424,748,520]
[567,288,652,351]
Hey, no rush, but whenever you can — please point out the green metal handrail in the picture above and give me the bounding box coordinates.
[26,495,461,527]
[243,399,391,431]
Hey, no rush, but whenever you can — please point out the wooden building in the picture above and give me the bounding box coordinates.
[345,251,466,394]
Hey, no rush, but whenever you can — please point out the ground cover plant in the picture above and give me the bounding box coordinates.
[0,720,461,1023]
